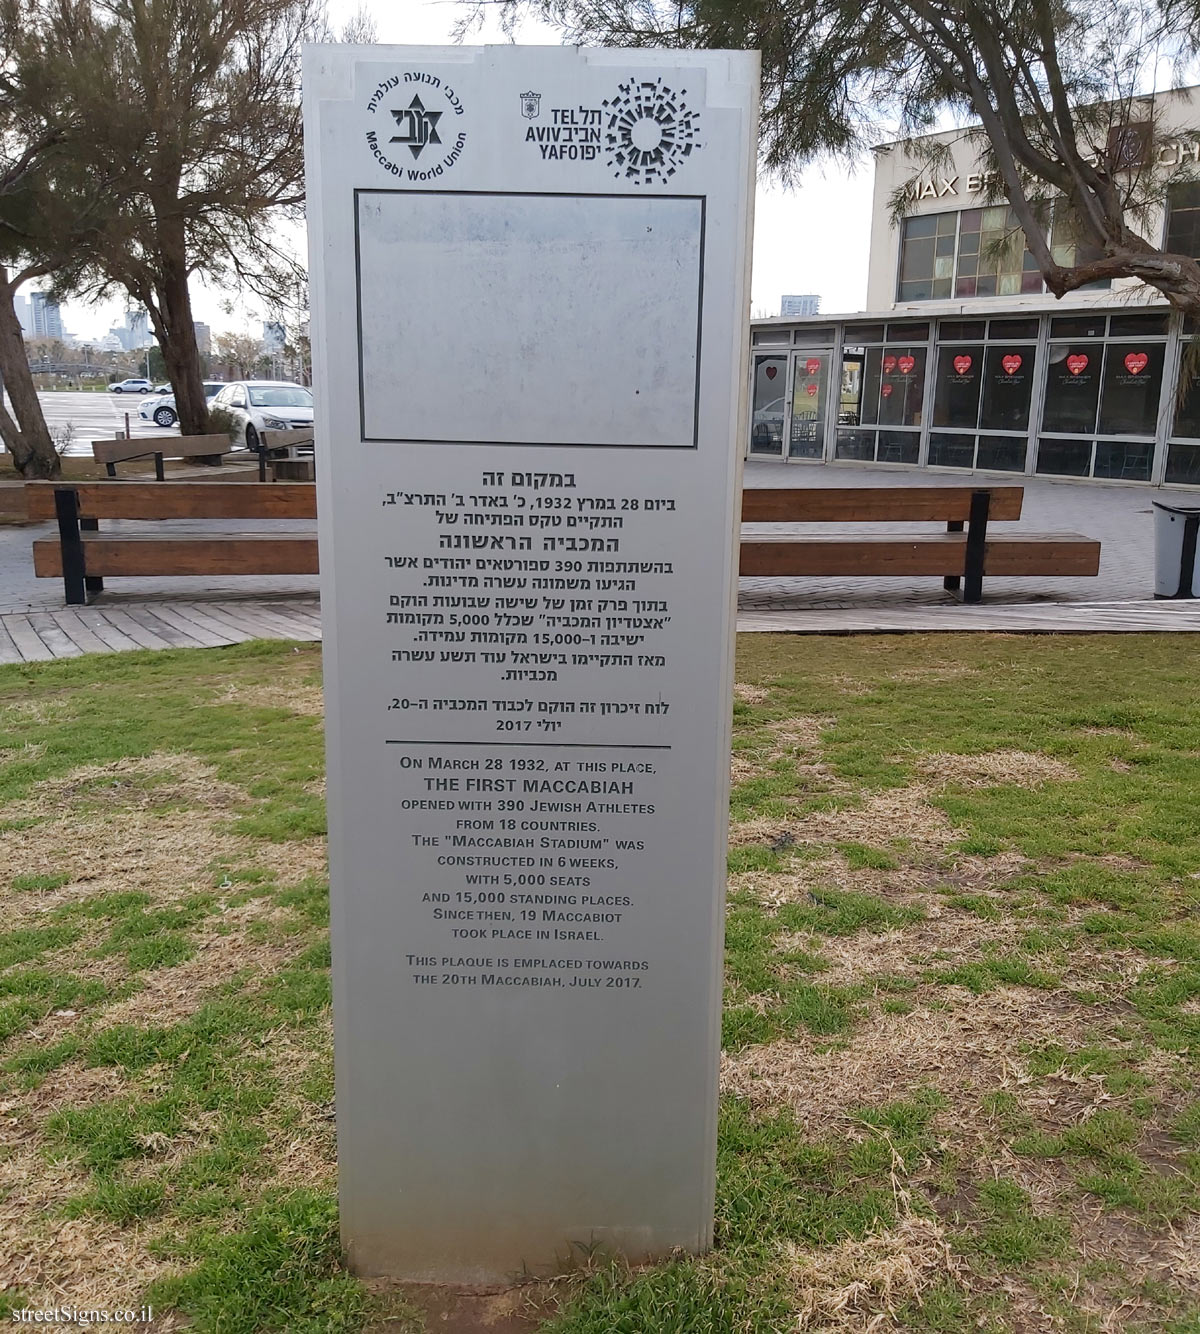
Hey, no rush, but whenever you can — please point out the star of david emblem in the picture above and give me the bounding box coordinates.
[390,94,442,159]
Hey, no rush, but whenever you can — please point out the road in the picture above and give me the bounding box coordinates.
[0,390,182,457]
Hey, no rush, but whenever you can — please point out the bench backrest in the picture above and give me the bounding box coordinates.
[91,434,232,464]
[740,486,1023,523]
[260,428,314,452]
[25,481,317,522]
[25,481,1020,526]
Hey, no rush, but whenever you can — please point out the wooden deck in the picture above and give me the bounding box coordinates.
[0,598,322,662]
[1,595,1199,663]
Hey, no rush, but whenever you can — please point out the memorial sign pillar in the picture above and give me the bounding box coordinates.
[304,43,759,1283]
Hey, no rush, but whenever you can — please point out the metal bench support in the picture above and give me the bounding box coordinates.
[943,489,991,603]
[54,488,86,605]
[963,490,990,604]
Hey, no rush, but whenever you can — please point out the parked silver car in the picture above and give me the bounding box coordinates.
[211,380,313,451]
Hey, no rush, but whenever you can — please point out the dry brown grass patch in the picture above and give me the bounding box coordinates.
[915,750,1078,790]
[729,856,848,909]
[733,682,771,705]
[0,1146,175,1310]
[211,680,325,718]
[1,806,253,930]
[258,1016,337,1188]
[0,695,80,727]
[731,784,956,852]
[720,986,1106,1144]
[96,903,306,1030]
[27,752,247,813]
[782,1214,969,1331]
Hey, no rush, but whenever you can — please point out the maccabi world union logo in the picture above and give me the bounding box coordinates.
[366,72,466,182]
[603,77,700,184]
[391,95,441,158]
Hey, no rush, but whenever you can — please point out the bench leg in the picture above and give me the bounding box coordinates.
[943,520,963,591]
[54,488,87,606]
[155,452,165,481]
[81,518,103,595]
[105,461,117,478]
[963,491,991,604]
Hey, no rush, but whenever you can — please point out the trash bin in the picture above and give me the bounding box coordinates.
[1152,501,1200,598]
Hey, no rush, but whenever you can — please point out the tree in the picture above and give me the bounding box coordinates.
[488,0,1200,317]
[212,329,268,380]
[56,0,366,436]
[0,0,121,476]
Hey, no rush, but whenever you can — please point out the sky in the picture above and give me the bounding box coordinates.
[48,0,877,342]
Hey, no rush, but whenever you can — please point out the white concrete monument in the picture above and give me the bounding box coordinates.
[304,43,759,1283]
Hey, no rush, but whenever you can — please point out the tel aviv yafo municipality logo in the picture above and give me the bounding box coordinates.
[603,77,700,184]
[366,73,466,182]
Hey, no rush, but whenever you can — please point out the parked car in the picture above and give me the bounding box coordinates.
[110,378,153,394]
[138,382,226,428]
[211,380,313,451]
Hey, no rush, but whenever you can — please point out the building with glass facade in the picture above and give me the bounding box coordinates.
[749,87,1200,487]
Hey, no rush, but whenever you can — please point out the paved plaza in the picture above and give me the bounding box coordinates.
[3,453,1200,659]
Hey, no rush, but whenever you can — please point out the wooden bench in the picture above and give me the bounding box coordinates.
[260,429,315,482]
[27,482,318,605]
[27,481,1100,609]
[92,434,234,479]
[740,486,1100,603]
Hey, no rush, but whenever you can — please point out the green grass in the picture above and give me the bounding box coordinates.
[5,634,1200,1332]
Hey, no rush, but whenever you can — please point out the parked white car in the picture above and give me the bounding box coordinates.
[138,382,226,428]
[110,378,153,394]
[211,380,313,451]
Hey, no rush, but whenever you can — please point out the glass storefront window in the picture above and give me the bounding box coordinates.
[878,346,925,427]
[897,213,957,301]
[957,205,1041,297]
[980,345,1036,431]
[1166,182,1200,260]
[876,431,920,464]
[976,435,1027,472]
[1174,341,1200,439]
[1110,312,1170,337]
[928,433,976,468]
[1042,344,1101,433]
[1049,204,1110,291]
[1167,443,1200,484]
[789,352,830,459]
[835,429,875,460]
[750,356,786,456]
[1093,441,1153,481]
[1036,438,1093,476]
[1097,343,1164,436]
[932,345,984,428]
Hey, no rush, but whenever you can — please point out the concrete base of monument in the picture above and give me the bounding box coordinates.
[363,1277,562,1333]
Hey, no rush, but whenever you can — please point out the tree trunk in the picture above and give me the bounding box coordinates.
[1045,244,1200,320]
[151,221,210,439]
[0,267,60,478]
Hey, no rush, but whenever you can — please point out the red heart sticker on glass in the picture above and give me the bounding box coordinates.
[764,365,777,380]
[1124,351,1148,375]
[805,358,821,375]
[953,355,972,375]
[881,383,894,397]
[883,355,897,374]
[1001,354,1022,375]
[1066,354,1088,375]
[898,355,915,374]
[805,383,818,397]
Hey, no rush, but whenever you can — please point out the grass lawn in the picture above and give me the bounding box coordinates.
[2,634,1200,1331]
